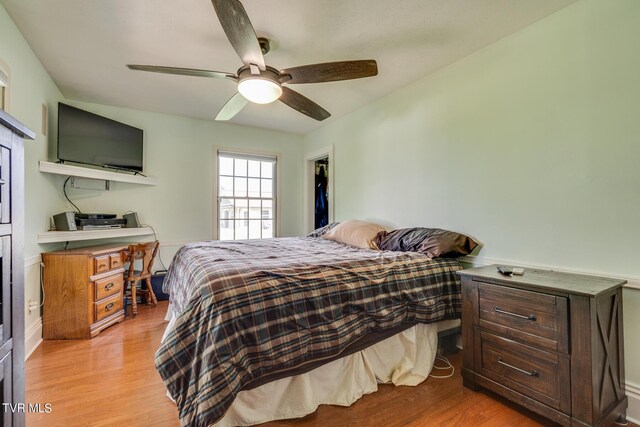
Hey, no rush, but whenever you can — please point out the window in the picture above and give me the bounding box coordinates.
[217,151,276,240]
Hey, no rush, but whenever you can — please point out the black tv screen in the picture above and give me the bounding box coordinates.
[57,103,144,172]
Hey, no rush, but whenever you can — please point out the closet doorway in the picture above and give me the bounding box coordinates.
[314,158,329,229]
[304,145,334,233]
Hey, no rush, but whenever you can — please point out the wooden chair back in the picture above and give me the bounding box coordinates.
[126,241,159,280]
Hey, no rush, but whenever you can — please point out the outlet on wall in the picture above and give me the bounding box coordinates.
[27,300,39,314]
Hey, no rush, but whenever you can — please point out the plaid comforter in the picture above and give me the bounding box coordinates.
[157,237,462,426]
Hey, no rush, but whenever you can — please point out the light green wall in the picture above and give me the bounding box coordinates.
[1,3,67,335]
[0,3,304,345]
[0,3,69,254]
[4,0,640,399]
[304,0,640,383]
[1,3,304,259]
[52,100,304,250]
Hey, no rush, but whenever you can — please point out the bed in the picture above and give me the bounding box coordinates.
[157,236,463,427]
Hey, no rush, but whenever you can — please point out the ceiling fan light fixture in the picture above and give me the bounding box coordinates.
[238,78,282,104]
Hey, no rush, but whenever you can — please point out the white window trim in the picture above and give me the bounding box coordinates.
[0,59,9,112]
[213,146,281,240]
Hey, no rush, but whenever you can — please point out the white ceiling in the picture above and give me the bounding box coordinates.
[2,0,577,134]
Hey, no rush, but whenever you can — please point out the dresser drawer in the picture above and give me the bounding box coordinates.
[94,273,123,301]
[94,255,110,274]
[477,282,568,353]
[477,330,570,412]
[109,253,123,270]
[94,293,123,322]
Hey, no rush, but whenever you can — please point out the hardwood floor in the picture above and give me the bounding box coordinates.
[26,301,179,427]
[25,301,628,426]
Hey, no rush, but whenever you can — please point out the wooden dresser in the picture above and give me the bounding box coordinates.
[458,265,627,427]
[0,110,34,426]
[42,243,127,339]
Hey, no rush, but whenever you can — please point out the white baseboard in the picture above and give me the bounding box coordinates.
[24,255,43,360]
[25,317,42,360]
[626,382,640,424]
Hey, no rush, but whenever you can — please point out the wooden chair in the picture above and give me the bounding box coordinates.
[123,241,159,317]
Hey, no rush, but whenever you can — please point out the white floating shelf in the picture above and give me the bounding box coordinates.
[37,227,154,244]
[39,161,158,185]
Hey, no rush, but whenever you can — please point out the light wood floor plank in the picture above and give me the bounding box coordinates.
[25,301,631,426]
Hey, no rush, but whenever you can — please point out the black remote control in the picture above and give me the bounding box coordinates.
[497,265,513,275]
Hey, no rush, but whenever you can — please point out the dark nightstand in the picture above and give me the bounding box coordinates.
[457,265,627,427]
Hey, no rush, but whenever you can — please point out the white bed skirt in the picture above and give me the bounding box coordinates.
[162,304,447,427]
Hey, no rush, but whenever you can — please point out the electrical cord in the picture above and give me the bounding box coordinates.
[63,176,81,213]
[122,210,169,271]
[38,262,46,308]
[429,355,455,379]
[141,222,169,271]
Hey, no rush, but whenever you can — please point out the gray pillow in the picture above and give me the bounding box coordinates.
[307,222,340,238]
[374,227,478,258]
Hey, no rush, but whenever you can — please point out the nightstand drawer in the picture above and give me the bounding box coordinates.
[95,293,123,322]
[478,330,569,412]
[478,282,568,353]
[94,274,123,301]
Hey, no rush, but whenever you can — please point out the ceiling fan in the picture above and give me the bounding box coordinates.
[127,0,378,122]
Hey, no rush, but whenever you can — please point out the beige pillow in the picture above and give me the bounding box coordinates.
[322,220,385,249]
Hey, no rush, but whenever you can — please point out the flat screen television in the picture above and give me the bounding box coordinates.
[57,103,144,172]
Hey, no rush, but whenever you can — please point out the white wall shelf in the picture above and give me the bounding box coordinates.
[38,161,158,185]
[37,226,154,244]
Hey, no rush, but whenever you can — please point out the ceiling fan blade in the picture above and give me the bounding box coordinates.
[127,65,236,80]
[279,87,330,121]
[215,92,249,121]
[211,0,266,71]
[280,60,378,84]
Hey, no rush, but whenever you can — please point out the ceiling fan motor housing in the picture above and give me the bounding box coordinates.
[237,66,283,104]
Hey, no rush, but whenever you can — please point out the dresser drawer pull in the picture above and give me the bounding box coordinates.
[497,357,539,377]
[98,263,107,269]
[494,306,536,321]
[104,283,114,291]
[105,302,115,312]
[0,179,5,186]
